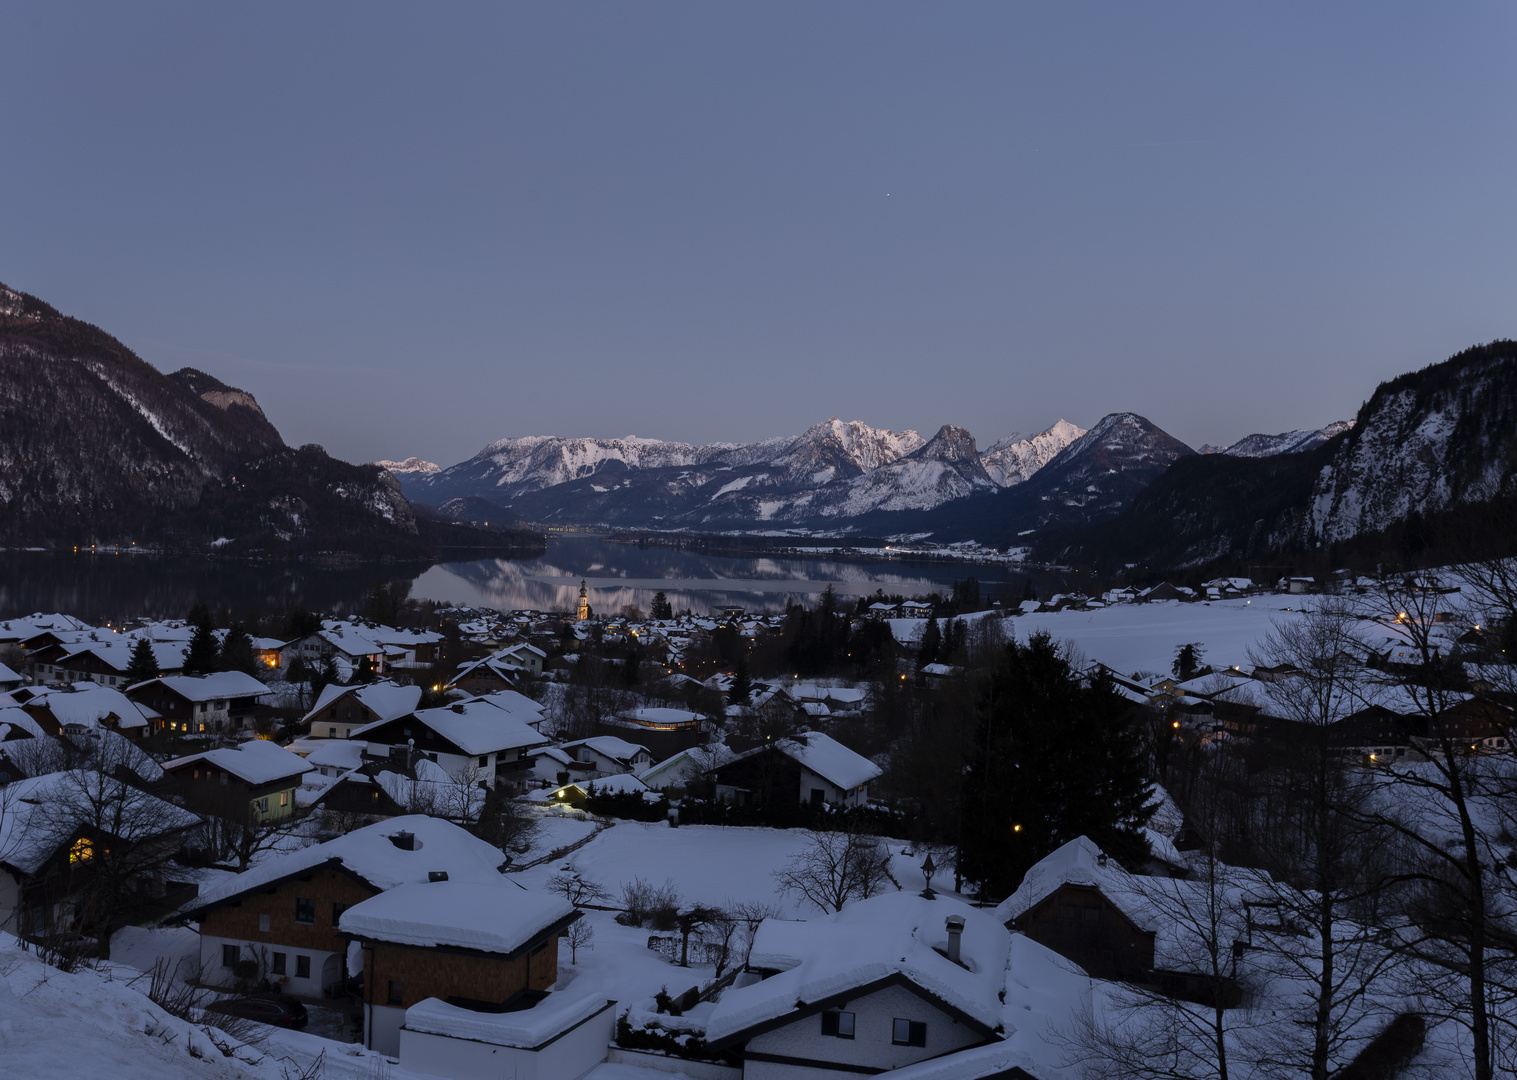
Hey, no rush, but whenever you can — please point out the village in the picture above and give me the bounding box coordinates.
[0,564,1513,1080]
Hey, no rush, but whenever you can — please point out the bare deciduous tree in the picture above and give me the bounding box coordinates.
[563,917,595,964]
[773,827,890,914]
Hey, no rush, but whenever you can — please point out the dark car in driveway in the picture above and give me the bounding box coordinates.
[205,993,309,1029]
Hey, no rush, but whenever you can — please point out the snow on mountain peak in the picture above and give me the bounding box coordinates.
[376,457,442,475]
[980,419,1087,487]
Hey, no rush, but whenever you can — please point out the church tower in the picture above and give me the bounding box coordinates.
[576,580,590,622]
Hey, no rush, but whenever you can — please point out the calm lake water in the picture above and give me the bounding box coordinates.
[410,536,1024,615]
[0,537,1021,622]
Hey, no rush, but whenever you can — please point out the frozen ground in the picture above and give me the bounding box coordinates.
[513,820,864,916]
[1015,596,1312,676]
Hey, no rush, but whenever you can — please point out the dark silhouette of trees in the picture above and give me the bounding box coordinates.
[959,631,1153,898]
[124,637,159,686]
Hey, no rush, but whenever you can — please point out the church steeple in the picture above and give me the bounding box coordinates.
[576,580,590,622]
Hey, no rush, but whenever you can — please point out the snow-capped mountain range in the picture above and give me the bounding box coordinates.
[394,418,1089,530]
[393,409,1375,538]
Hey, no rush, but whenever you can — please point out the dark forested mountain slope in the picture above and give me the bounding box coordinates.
[1067,342,1517,571]
[0,280,527,557]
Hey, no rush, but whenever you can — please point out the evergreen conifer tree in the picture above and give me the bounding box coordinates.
[729,656,753,706]
[183,623,220,675]
[917,616,941,669]
[650,591,674,620]
[958,631,1153,898]
[124,637,160,686]
[218,625,261,677]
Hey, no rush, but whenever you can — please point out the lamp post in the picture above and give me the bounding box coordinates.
[920,852,937,899]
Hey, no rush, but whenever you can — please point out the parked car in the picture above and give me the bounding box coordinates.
[205,993,309,1029]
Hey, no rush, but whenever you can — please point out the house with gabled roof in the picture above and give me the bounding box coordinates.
[712,730,881,809]
[0,770,200,940]
[126,671,272,735]
[706,893,1009,1079]
[16,683,158,740]
[340,878,608,1067]
[180,814,512,998]
[163,740,313,823]
[352,696,550,790]
[559,735,653,777]
[301,679,423,740]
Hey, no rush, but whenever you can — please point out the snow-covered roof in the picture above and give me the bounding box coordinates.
[618,706,704,726]
[133,671,270,701]
[352,699,548,756]
[339,880,575,954]
[728,730,881,791]
[993,836,1141,926]
[0,727,163,784]
[187,814,510,912]
[301,680,423,725]
[563,735,650,763]
[707,892,1007,1047]
[301,739,367,771]
[164,739,312,785]
[403,988,608,1049]
[575,773,651,796]
[0,771,200,875]
[22,684,155,730]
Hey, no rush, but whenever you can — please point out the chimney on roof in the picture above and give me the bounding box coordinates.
[452,702,465,713]
[1097,853,1108,867]
[428,871,448,882]
[945,915,965,964]
[389,831,415,851]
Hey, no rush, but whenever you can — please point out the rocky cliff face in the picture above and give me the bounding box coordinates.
[0,280,427,555]
[1072,342,1517,569]
[1305,347,1517,544]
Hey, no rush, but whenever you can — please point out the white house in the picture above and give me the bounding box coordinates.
[352,698,550,789]
[712,731,881,809]
[705,893,1012,1080]
[182,815,512,1000]
[559,735,654,778]
[340,879,609,1069]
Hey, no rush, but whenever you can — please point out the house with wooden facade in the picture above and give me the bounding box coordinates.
[180,815,512,999]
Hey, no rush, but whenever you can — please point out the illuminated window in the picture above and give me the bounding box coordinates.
[69,838,94,862]
[279,792,289,807]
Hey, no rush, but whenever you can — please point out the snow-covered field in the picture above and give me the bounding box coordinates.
[1013,596,1313,676]
[511,821,823,916]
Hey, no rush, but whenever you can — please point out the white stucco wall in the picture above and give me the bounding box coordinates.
[744,984,982,1076]
[398,1002,614,1080]
[198,935,341,997]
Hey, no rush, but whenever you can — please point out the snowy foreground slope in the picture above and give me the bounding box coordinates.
[0,932,445,1080]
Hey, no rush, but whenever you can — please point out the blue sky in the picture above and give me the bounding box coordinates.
[2,3,1513,466]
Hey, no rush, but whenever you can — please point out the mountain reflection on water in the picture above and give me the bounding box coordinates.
[413,536,1020,615]
[0,537,1020,622]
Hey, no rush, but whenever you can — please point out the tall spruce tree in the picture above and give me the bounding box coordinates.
[729,656,753,706]
[218,625,261,677]
[124,637,160,686]
[958,631,1153,898]
[917,616,941,669]
[183,623,220,676]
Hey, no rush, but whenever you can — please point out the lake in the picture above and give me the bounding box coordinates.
[410,536,1024,615]
[0,537,1022,622]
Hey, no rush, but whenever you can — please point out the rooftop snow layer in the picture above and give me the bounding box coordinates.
[339,879,574,953]
[707,892,1007,1046]
[164,739,312,785]
[187,814,510,911]
[403,988,609,1048]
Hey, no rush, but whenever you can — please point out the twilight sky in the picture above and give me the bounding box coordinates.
[2,3,1514,467]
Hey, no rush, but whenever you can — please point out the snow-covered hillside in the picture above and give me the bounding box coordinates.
[980,420,1086,486]
[1307,353,1517,543]
[1221,420,1353,458]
